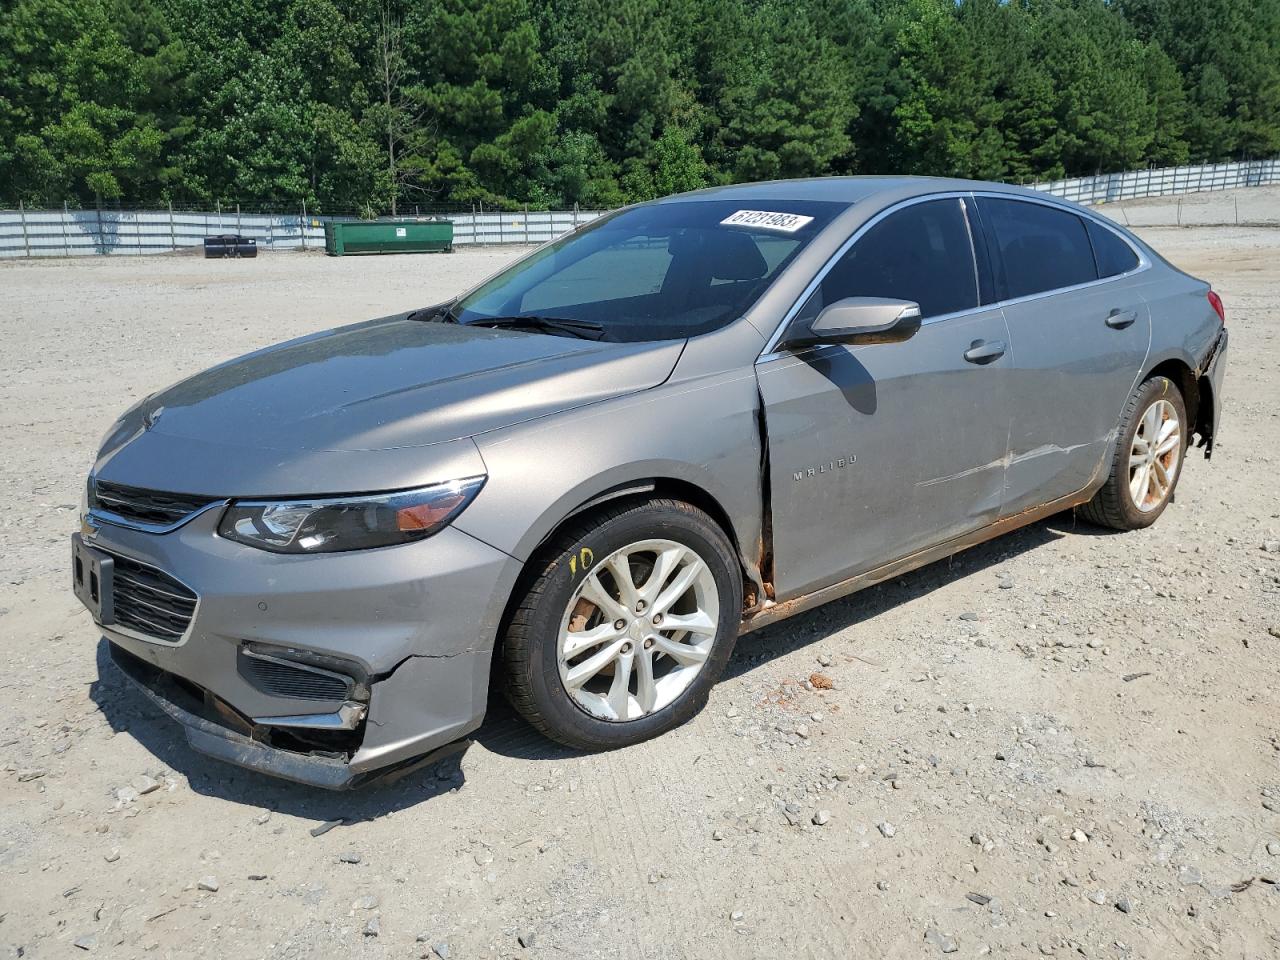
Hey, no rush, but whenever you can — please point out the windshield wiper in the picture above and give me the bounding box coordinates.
[464,315,606,340]
[407,303,459,323]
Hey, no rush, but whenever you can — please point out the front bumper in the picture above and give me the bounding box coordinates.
[108,642,473,788]
[78,507,521,788]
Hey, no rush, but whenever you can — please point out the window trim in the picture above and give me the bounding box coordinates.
[757,190,1149,361]
[957,196,984,302]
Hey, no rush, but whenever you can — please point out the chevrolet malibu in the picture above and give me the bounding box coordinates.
[73,178,1228,788]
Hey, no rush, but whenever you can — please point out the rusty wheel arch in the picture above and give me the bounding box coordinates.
[522,477,765,620]
[1143,357,1215,450]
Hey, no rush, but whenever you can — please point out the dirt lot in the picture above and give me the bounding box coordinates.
[2,221,1279,959]
[1103,183,1280,228]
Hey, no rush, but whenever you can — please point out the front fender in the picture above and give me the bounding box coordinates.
[454,369,764,570]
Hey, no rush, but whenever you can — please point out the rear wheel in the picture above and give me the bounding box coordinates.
[502,498,741,750]
[1078,375,1186,530]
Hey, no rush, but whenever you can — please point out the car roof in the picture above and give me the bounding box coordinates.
[654,175,1052,208]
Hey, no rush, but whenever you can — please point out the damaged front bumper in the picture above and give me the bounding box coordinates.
[109,641,483,789]
[79,508,521,789]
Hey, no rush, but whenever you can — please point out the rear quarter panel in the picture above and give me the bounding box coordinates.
[1133,260,1220,374]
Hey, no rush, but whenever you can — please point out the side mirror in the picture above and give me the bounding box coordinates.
[782,297,922,349]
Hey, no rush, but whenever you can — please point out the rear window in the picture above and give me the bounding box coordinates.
[1086,220,1140,277]
[978,197,1097,300]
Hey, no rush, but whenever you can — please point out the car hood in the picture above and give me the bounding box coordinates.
[94,316,684,496]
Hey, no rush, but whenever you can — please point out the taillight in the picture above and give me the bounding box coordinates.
[1207,290,1225,324]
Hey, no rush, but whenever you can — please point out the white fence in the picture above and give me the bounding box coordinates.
[1030,158,1279,205]
[0,206,606,259]
[2,157,1277,258]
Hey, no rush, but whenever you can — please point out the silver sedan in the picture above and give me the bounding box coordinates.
[73,177,1228,787]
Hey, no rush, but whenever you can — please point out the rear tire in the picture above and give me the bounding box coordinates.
[502,498,741,751]
[1078,375,1187,530]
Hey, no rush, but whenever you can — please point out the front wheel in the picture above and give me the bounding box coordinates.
[1078,375,1187,530]
[502,498,742,750]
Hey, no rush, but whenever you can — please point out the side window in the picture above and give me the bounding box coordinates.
[1086,220,1140,278]
[978,197,1097,299]
[796,198,978,323]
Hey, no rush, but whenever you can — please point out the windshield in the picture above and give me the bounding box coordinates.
[453,199,846,342]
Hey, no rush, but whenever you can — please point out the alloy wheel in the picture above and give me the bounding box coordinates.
[1129,398,1182,512]
[557,539,720,722]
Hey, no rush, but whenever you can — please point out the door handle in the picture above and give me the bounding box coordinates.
[1105,308,1137,329]
[963,339,1006,364]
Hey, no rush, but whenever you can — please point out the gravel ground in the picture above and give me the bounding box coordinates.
[2,224,1278,959]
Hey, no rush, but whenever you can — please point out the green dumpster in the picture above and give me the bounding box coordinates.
[324,219,454,256]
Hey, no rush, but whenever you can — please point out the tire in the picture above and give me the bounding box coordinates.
[1078,375,1187,530]
[502,498,742,750]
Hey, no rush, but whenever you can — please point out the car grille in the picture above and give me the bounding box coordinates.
[111,554,198,642]
[239,651,353,701]
[92,479,217,528]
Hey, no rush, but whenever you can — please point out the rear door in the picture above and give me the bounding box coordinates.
[756,197,1014,601]
[974,197,1151,515]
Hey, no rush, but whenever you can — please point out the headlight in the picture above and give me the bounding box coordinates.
[218,477,485,554]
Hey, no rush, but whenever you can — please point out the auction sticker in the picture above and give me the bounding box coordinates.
[720,209,815,233]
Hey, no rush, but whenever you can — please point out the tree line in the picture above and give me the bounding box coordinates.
[2,0,1278,213]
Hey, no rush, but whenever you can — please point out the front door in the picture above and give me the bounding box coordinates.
[757,197,1014,602]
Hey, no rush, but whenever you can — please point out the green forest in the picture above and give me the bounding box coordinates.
[2,0,1278,213]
